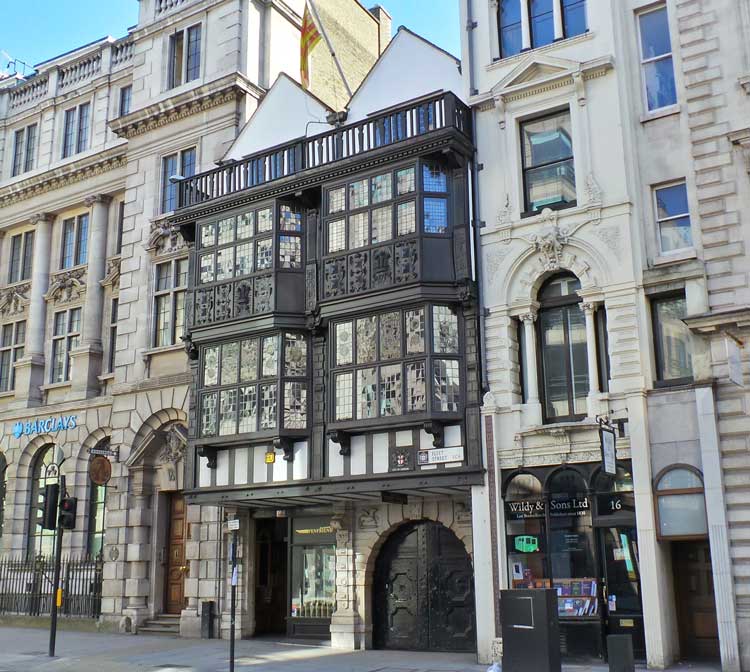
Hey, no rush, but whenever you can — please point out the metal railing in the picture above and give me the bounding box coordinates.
[178,91,472,209]
[0,555,103,619]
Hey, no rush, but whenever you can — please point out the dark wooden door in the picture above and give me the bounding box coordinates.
[165,494,187,615]
[254,518,288,634]
[673,540,720,660]
[374,521,475,651]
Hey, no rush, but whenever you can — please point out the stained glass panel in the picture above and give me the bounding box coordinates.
[396,167,416,195]
[235,242,253,276]
[279,235,302,269]
[380,311,401,360]
[201,392,217,436]
[238,386,257,433]
[219,388,237,436]
[335,372,353,420]
[406,361,426,411]
[216,247,234,281]
[405,308,425,354]
[280,205,303,232]
[329,187,346,214]
[200,222,216,249]
[220,342,239,386]
[237,211,254,239]
[217,217,235,245]
[433,305,459,353]
[257,208,273,233]
[371,173,392,204]
[349,213,368,249]
[284,382,307,429]
[262,335,278,377]
[357,367,377,419]
[256,238,273,270]
[349,179,368,209]
[356,316,377,363]
[240,338,258,382]
[371,206,392,244]
[424,198,448,234]
[328,219,346,253]
[433,359,460,412]
[335,322,353,366]
[199,253,215,284]
[397,201,416,236]
[259,384,277,429]
[203,346,219,386]
[380,364,402,416]
[423,164,448,192]
[284,333,307,376]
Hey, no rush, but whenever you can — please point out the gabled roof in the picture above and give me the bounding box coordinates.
[222,73,333,162]
[346,26,464,124]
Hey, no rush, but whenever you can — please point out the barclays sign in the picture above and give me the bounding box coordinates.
[11,415,78,440]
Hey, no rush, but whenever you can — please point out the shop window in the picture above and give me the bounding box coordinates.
[330,304,461,423]
[28,446,60,558]
[655,466,708,539]
[505,473,548,589]
[521,110,576,214]
[537,273,588,422]
[651,293,693,385]
[199,332,308,437]
[548,469,597,619]
[290,519,336,621]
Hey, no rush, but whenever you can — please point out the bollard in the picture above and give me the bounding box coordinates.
[201,600,215,639]
[607,634,635,672]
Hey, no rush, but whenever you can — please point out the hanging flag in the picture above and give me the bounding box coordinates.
[300,3,322,89]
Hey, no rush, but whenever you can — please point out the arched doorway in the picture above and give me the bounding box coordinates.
[373,520,475,652]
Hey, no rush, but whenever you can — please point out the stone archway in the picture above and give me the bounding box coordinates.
[371,519,476,652]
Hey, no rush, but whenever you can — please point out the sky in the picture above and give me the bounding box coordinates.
[0,0,461,76]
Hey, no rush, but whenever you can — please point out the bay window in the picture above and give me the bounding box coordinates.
[331,304,461,423]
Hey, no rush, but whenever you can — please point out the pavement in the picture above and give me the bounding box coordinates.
[0,627,723,672]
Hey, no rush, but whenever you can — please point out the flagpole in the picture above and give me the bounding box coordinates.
[307,0,353,99]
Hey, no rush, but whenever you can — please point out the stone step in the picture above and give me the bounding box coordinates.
[138,626,179,636]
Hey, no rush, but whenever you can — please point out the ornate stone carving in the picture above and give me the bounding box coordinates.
[580,302,597,316]
[358,508,379,530]
[234,279,253,318]
[394,241,419,284]
[147,220,185,255]
[485,247,511,278]
[594,226,621,254]
[45,268,87,304]
[454,500,472,525]
[100,257,121,289]
[305,263,317,312]
[194,288,214,325]
[529,223,570,272]
[584,174,602,204]
[159,425,187,464]
[371,247,393,289]
[324,257,346,298]
[214,283,233,322]
[0,282,31,318]
[497,194,512,228]
[84,193,113,207]
[348,251,369,294]
[518,311,537,325]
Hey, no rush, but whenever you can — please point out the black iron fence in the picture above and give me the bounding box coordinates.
[0,555,103,618]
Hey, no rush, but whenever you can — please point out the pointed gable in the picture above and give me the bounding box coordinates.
[346,27,464,124]
[223,74,333,162]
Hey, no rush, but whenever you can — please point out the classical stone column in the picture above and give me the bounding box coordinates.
[581,302,600,417]
[520,312,539,404]
[13,212,53,407]
[520,0,531,50]
[552,0,564,39]
[70,194,110,397]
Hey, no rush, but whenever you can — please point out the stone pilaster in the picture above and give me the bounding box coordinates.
[330,507,364,649]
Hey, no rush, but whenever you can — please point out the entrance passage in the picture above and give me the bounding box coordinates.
[165,494,187,614]
[373,520,475,652]
[254,518,288,635]
[672,540,720,661]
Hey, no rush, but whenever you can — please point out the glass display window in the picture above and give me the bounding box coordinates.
[505,473,549,590]
[290,545,336,619]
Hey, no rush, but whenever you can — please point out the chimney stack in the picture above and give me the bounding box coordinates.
[368,5,392,55]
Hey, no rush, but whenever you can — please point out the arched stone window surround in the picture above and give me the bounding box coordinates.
[76,428,112,559]
[653,463,708,541]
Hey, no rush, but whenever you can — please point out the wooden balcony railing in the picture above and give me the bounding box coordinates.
[177,91,471,209]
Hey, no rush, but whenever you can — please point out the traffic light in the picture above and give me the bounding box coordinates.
[58,497,77,530]
[41,484,59,531]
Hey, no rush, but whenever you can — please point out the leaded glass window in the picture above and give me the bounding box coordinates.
[199,332,308,436]
[329,187,346,214]
[424,198,448,234]
[237,211,254,239]
[257,208,273,233]
[397,201,416,236]
[372,207,392,244]
[349,179,369,209]
[328,219,346,253]
[279,236,302,268]
[397,167,416,195]
[280,205,303,232]
[256,238,273,270]
[423,164,448,192]
[349,213,369,249]
[331,304,462,424]
[371,173,392,204]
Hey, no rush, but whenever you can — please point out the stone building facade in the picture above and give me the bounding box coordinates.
[0,0,387,638]
[461,0,749,668]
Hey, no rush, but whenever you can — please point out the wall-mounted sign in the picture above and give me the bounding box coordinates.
[89,455,112,486]
[88,443,118,459]
[600,425,617,476]
[227,518,240,531]
[265,451,276,464]
[45,463,60,480]
[549,496,590,517]
[597,493,635,516]
[11,415,78,439]
[417,446,464,466]
[505,500,545,520]
[292,517,337,544]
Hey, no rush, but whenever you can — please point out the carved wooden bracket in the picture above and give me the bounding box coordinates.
[198,446,218,469]
[422,421,445,448]
[274,437,294,462]
[328,430,351,456]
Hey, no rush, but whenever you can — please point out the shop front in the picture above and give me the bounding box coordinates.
[503,462,644,661]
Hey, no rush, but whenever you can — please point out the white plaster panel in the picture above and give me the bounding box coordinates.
[273,451,287,482]
[253,446,268,484]
[419,429,432,450]
[350,435,367,475]
[234,448,248,486]
[372,433,389,473]
[292,441,308,481]
[328,439,344,477]
[444,424,462,447]
[198,456,211,488]
[216,450,230,487]
[395,430,412,447]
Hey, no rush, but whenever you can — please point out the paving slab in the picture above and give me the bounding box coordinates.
[0,627,722,672]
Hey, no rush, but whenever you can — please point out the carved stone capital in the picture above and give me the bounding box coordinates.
[519,311,537,324]
[729,128,750,174]
[84,194,113,207]
[580,302,597,316]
